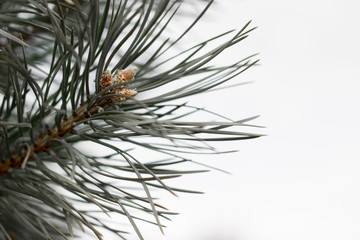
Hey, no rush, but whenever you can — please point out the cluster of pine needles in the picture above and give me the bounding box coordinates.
[0,0,260,239]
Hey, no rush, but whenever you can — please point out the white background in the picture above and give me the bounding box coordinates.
[139,0,360,239]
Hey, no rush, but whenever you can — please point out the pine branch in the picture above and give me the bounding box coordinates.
[0,67,138,175]
[0,0,261,239]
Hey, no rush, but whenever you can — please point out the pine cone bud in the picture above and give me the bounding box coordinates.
[113,89,137,102]
[113,67,137,90]
[100,70,113,91]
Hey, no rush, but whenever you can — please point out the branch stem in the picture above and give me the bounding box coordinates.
[0,101,101,175]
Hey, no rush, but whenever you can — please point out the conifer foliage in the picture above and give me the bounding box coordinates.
[0,0,260,239]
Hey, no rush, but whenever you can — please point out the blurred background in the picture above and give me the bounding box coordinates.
[136,0,360,239]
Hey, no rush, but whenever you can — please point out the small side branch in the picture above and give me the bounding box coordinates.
[0,67,138,175]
